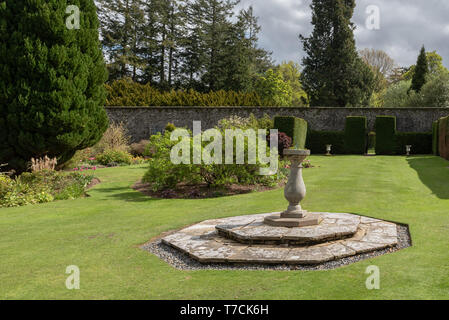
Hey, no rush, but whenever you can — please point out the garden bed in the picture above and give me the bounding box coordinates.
[132,180,285,199]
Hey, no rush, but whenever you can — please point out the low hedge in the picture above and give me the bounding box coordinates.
[394,133,433,155]
[375,116,397,155]
[432,120,439,156]
[274,116,308,149]
[344,116,367,154]
[306,130,345,154]
[105,78,267,107]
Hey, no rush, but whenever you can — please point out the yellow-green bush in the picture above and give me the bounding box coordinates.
[105,79,265,107]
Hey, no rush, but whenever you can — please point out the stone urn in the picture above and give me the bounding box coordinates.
[264,149,321,228]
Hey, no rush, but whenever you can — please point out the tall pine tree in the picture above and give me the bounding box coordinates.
[300,0,374,107]
[410,45,428,93]
[0,0,109,172]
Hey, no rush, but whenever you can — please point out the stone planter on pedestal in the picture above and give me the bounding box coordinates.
[264,149,322,228]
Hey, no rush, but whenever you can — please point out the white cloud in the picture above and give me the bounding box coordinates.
[238,0,449,68]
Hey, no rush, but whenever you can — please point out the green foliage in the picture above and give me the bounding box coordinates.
[255,69,293,106]
[143,119,286,192]
[98,0,272,91]
[105,79,264,106]
[383,74,449,108]
[306,131,345,154]
[0,0,109,173]
[1,170,94,207]
[383,80,412,108]
[404,51,449,81]
[394,133,432,155]
[274,61,309,106]
[165,123,176,133]
[375,116,397,155]
[410,46,429,93]
[217,114,273,131]
[96,150,133,166]
[433,121,439,156]
[300,0,374,107]
[439,116,449,160]
[273,117,308,149]
[344,117,367,154]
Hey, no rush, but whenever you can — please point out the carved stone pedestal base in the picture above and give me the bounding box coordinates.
[264,213,322,228]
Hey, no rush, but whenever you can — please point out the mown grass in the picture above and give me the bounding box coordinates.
[1,155,449,299]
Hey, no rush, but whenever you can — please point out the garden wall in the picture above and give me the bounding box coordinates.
[105,106,449,142]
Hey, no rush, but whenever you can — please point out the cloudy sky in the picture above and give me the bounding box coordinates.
[236,0,449,68]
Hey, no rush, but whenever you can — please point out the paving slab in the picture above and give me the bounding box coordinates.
[161,212,401,265]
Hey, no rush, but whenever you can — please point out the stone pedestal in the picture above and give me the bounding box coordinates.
[264,149,320,228]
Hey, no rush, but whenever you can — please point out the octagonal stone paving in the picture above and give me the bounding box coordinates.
[215,213,360,245]
[160,212,399,265]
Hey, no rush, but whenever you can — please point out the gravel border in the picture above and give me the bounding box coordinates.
[141,223,411,271]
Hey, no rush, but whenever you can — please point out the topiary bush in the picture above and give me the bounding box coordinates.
[394,133,432,155]
[439,116,449,160]
[344,116,367,154]
[0,0,109,173]
[273,116,308,149]
[432,120,439,156]
[375,116,397,155]
[306,130,345,154]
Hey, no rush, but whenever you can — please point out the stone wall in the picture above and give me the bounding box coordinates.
[105,106,449,142]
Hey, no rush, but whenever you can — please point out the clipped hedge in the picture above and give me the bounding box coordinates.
[273,116,308,149]
[344,116,367,154]
[432,120,439,156]
[105,78,264,107]
[375,116,397,155]
[439,116,449,160]
[395,133,433,155]
[306,130,345,154]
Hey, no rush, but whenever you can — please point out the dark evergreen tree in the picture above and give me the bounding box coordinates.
[222,6,273,92]
[98,0,146,82]
[410,45,428,93]
[0,0,109,172]
[300,0,374,107]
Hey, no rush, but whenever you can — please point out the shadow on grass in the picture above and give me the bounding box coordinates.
[92,187,162,202]
[407,156,449,199]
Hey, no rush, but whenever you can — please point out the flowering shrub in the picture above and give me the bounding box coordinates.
[1,170,95,208]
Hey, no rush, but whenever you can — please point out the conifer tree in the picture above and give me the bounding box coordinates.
[410,45,429,93]
[0,0,109,172]
[300,0,374,107]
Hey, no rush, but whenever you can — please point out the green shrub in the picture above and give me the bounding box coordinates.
[142,124,287,192]
[344,117,367,154]
[105,78,264,107]
[439,116,449,160]
[96,150,133,166]
[0,0,109,173]
[1,170,93,207]
[375,116,397,155]
[394,133,432,155]
[432,121,439,156]
[306,130,345,154]
[273,116,308,149]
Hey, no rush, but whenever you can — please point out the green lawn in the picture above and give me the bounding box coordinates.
[1,155,449,300]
